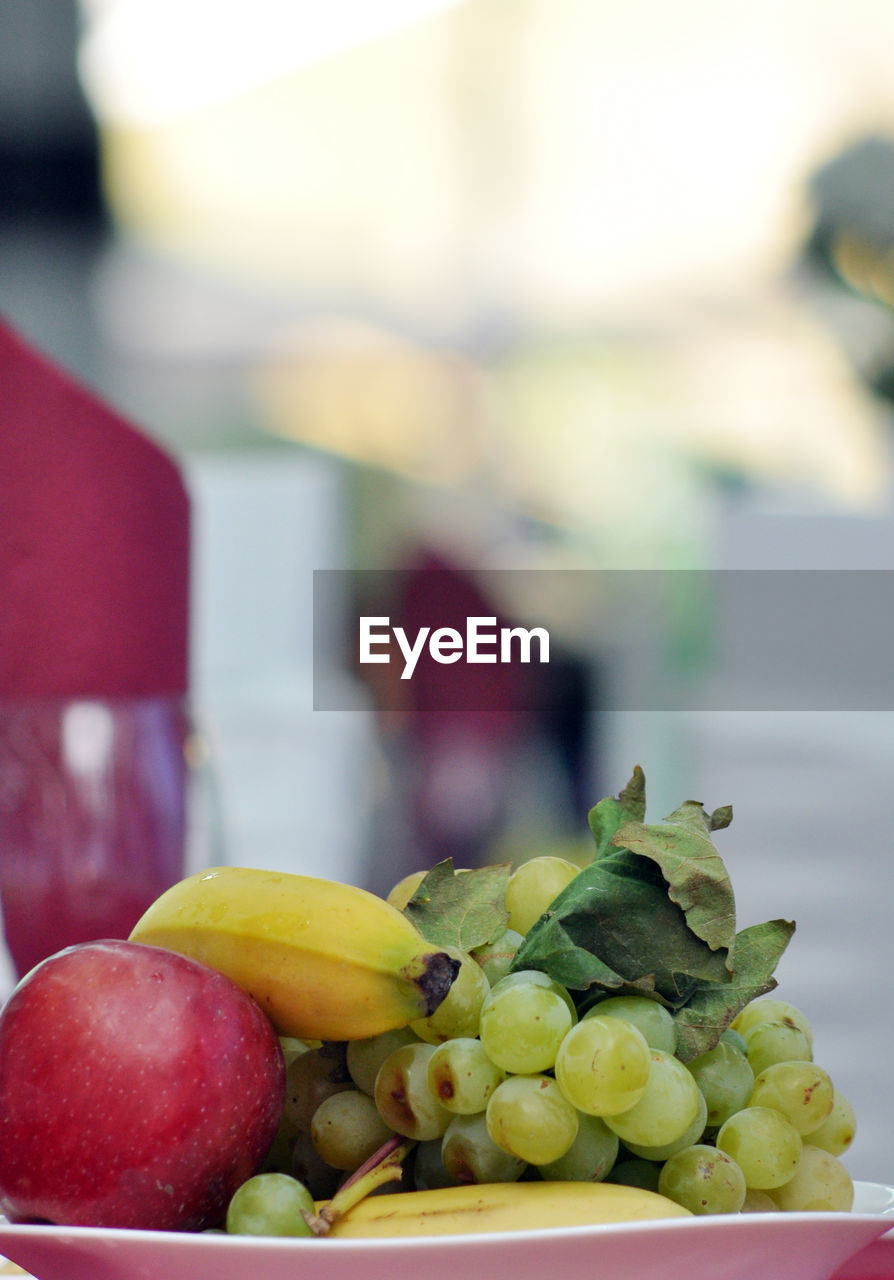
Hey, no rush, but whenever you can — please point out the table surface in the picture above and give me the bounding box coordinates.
[832,1237,894,1278]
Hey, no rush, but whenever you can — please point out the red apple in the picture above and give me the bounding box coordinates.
[0,938,285,1230]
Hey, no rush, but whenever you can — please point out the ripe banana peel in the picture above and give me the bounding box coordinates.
[129,866,459,1041]
[322,1180,692,1237]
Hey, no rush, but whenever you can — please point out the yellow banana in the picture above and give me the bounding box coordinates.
[322,1180,692,1237]
[129,866,458,1041]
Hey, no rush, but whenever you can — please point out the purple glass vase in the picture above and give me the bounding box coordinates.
[0,696,192,978]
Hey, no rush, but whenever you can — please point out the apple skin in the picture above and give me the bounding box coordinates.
[0,938,285,1230]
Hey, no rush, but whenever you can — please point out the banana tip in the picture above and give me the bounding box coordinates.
[418,951,461,1017]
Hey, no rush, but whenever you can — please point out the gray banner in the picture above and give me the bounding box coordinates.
[312,569,894,711]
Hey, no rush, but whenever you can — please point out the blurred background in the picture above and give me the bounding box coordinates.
[3,0,894,1179]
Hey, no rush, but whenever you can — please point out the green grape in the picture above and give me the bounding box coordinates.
[749,1060,834,1136]
[410,945,491,1044]
[427,1037,506,1113]
[225,1173,315,1237]
[603,1049,701,1148]
[658,1144,746,1215]
[537,1112,619,1182]
[605,1158,661,1192]
[743,1021,812,1076]
[486,1074,579,1165]
[290,1129,341,1200]
[487,969,577,1016]
[283,1043,352,1132]
[719,1027,749,1054]
[731,998,813,1051]
[472,929,524,985]
[554,1016,651,1117]
[685,1040,755,1128]
[809,1089,856,1157]
[346,1026,420,1096]
[715,1105,802,1190]
[584,996,676,1054]
[413,1138,462,1190]
[279,1037,318,1067]
[260,1111,299,1174]
[623,1087,707,1162]
[479,971,576,1075]
[374,1041,452,1140]
[768,1144,854,1213]
[741,1189,779,1212]
[442,1111,527,1184]
[385,869,427,910]
[504,856,580,934]
[310,1088,393,1171]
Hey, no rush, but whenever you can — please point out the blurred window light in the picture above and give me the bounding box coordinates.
[74,0,894,525]
[77,0,469,125]
[77,0,894,325]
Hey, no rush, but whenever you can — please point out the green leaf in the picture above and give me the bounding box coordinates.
[671,919,796,1060]
[611,799,736,956]
[511,845,731,1007]
[588,765,646,858]
[403,859,510,951]
[709,805,733,831]
[401,768,794,1068]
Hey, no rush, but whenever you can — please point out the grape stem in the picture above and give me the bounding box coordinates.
[301,1135,416,1235]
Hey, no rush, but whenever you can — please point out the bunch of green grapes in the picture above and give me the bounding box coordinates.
[228,856,857,1233]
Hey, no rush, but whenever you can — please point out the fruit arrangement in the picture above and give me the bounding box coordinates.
[0,767,857,1237]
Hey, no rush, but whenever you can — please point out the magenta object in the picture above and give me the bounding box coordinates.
[0,317,193,979]
[0,697,190,977]
[0,318,190,702]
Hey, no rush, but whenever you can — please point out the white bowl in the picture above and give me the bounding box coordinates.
[0,1180,891,1280]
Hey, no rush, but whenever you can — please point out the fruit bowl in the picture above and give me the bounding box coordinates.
[0,1181,891,1280]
